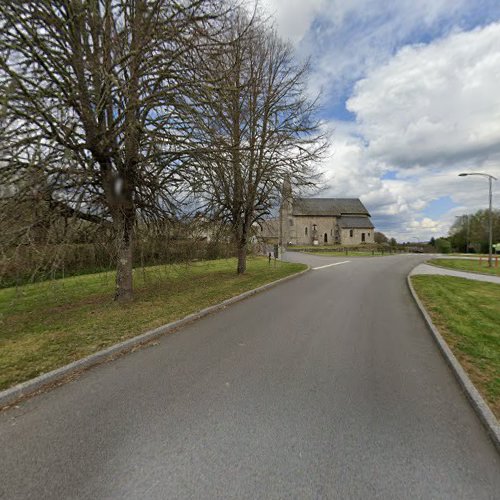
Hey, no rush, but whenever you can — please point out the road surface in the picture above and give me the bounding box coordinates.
[1,253,499,499]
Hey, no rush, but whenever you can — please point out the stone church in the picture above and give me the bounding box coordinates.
[259,195,375,246]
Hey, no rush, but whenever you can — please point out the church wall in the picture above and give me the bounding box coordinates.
[286,216,339,245]
[285,217,375,245]
[340,228,374,245]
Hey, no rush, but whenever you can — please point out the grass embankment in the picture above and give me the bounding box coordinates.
[429,258,500,276]
[449,253,494,257]
[289,246,391,257]
[411,275,500,418]
[310,250,387,257]
[0,257,306,391]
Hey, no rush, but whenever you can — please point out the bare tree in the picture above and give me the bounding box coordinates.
[190,12,328,273]
[0,0,225,300]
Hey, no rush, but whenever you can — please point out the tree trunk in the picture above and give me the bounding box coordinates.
[115,213,134,301]
[237,241,247,274]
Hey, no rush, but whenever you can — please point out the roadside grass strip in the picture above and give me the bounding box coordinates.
[449,253,497,258]
[411,275,500,419]
[0,257,307,391]
[288,246,392,257]
[429,258,500,277]
[294,249,389,257]
[311,251,388,257]
[312,261,350,270]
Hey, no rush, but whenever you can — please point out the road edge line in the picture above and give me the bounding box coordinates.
[312,260,350,270]
[407,272,500,454]
[0,265,310,410]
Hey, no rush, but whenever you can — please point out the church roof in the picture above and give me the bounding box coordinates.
[292,198,370,217]
[338,216,374,229]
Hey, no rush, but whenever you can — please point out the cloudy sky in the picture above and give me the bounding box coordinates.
[255,0,500,241]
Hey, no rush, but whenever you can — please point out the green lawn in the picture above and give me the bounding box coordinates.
[0,257,306,391]
[289,246,391,257]
[309,250,388,257]
[429,258,500,276]
[411,275,500,418]
[449,253,495,257]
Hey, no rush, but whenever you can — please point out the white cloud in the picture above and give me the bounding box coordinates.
[409,217,444,232]
[315,22,500,241]
[258,0,469,47]
[320,127,422,239]
[256,0,326,43]
[347,23,500,169]
[299,0,474,99]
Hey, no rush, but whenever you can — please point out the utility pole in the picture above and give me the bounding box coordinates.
[488,175,493,266]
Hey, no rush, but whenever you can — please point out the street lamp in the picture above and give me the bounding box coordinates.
[458,172,498,267]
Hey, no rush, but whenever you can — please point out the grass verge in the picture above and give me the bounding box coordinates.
[429,258,500,276]
[0,257,306,391]
[289,246,391,257]
[411,275,499,418]
[306,250,388,257]
[449,253,494,257]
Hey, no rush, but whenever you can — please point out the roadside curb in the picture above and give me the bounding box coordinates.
[407,273,500,454]
[0,265,310,410]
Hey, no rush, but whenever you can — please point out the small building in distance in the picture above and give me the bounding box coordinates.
[259,196,375,246]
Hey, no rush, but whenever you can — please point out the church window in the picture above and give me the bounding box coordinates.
[349,229,353,237]
[305,227,308,236]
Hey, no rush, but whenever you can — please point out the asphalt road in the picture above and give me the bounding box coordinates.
[1,253,499,499]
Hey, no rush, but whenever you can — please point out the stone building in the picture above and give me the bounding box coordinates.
[259,196,375,246]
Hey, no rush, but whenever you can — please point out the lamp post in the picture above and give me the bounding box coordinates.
[458,172,497,267]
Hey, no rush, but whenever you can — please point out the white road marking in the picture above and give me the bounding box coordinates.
[312,260,350,270]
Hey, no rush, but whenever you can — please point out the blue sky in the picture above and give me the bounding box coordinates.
[256,0,500,241]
